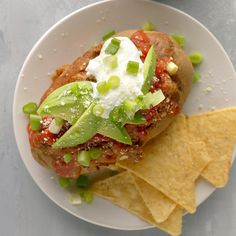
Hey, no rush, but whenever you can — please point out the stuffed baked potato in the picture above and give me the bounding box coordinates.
[26,30,193,178]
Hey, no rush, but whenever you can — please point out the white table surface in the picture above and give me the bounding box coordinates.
[0,0,236,235]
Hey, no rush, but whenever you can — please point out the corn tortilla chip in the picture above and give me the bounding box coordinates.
[133,174,176,223]
[117,115,211,213]
[92,171,183,236]
[186,107,236,187]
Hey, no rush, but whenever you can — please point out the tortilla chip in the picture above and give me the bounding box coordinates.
[92,171,183,236]
[186,107,236,187]
[117,115,211,213]
[133,174,176,223]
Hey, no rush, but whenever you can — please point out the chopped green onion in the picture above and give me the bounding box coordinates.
[77,151,91,167]
[29,114,41,131]
[76,175,89,188]
[93,104,105,116]
[80,190,94,203]
[171,33,186,47]
[103,55,118,69]
[193,71,201,83]
[55,117,64,126]
[111,38,120,46]
[166,62,178,75]
[22,102,38,114]
[105,38,121,55]
[49,118,63,134]
[88,148,101,160]
[97,81,110,95]
[123,99,138,118]
[68,192,82,205]
[102,30,116,41]
[107,75,120,89]
[134,95,144,109]
[63,153,72,163]
[126,61,139,75]
[189,52,203,65]
[59,177,70,188]
[142,90,165,109]
[142,21,156,31]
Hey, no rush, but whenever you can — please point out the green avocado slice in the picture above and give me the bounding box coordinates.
[142,45,157,94]
[98,119,132,145]
[37,81,93,125]
[52,103,132,148]
[52,103,101,148]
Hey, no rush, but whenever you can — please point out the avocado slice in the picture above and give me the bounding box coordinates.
[142,45,157,94]
[52,103,132,148]
[52,103,101,148]
[98,119,132,145]
[37,81,93,125]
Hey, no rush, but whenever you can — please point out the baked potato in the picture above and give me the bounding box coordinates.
[27,30,193,178]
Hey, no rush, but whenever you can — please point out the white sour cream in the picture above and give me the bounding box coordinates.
[86,37,144,118]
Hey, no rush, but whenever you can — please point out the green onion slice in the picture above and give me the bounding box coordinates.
[193,70,201,83]
[68,192,82,205]
[76,175,89,188]
[107,75,120,89]
[22,102,38,115]
[63,153,72,163]
[77,151,91,167]
[105,38,121,55]
[171,33,186,47]
[123,99,138,118]
[103,55,118,69]
[142,90,165,109]
[126,61,139,75]
[189,52,203,65]
[102,30,116,41]
[88,148,101,160]
[97,81,111,95]
[29,114,41,131]
[59,177,70,188]
[142,21,156,31]
[80,190,94,203]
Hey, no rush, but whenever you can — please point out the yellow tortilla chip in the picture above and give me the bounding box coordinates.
[92,171,183,236]
[132,174,176,223]
[186,107,236,187]
[117,115,211,213]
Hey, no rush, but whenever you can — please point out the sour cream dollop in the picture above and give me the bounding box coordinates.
[86,37,144,118]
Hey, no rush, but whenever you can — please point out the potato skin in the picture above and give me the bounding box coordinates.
[31,30,193,170]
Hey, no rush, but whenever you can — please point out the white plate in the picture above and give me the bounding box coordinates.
[13,0,236,231]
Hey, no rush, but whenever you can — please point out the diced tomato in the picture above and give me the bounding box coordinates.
[52,155,81,179]
[143,107,158,123]
[131,30,151,59]
[28,125,57,148]
[28,116,70,148]
[155,57,173,77]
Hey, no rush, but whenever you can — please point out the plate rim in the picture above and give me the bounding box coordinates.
[12,0,236,231]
